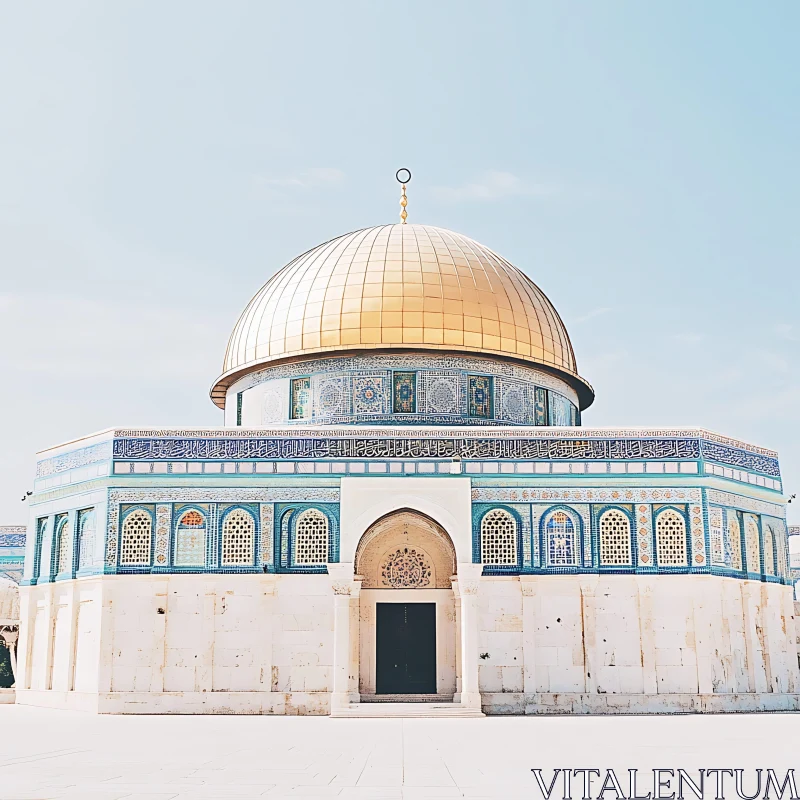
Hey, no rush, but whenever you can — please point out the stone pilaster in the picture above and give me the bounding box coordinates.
[329,563,358,710]
[455,563,482,710]
[579,575,598,694]
[635,575,658,694]
[520,576,538,694]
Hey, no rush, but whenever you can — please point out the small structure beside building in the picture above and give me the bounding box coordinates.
[0,526,25,699]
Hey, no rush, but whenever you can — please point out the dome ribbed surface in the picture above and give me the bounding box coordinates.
[213,224,586,406]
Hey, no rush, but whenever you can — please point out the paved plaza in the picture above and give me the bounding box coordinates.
[0,707,798,799]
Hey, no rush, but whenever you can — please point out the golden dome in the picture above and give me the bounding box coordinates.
[212,224,592,408]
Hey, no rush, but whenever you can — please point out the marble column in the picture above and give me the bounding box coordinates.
[456,563,482,710]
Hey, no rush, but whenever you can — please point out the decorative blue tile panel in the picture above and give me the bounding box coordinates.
[534,387,548,426]
[36,441,112,478]
[353,376,386,414]
[392,372,417,414]
[468,375,493,418]
[290,378,311,420]
[317,376,349,417]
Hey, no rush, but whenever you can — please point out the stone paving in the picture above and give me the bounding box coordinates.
[0,706,798,799]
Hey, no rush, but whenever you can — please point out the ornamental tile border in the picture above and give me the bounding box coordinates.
[106,505,119,567]
[709,507,724,566]
[238,353,580,404]
[108,487,339,504]
[108,436,779,476]
[154,504,171,567]
[706,489,785,518]
[689,503,706,566]
[36,441,113,478]
[106,426,777,456]
[0,527,26,547]
[260,503,274,566]
[636,503,654,567]
[471,487,702,503]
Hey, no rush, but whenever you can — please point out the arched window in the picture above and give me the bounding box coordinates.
[599,509,631,566]
[55,516,71,575]
[77,509,96,570]
[174,509,207,567]
[545,510,577,566]
[773,525,786,578]
[726,514,742,570]
[293,508,329,566]
[762,524,775,576]
[744,516,761,573]
[34,518,48,579]
[656,509,687,566]
[120,509,152,566]
[480,509,518,566]
[221,508,255,566]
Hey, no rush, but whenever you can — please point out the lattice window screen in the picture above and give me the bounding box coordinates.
[221,509,255,566]
[480,509,518,565]
[293,509,329,566]
[762,524,775,576]
[744,516,761,573]
[656,510,687,566]
[727,515,743,570]
[77,510,96,569]
[120,509,152,566]
[175,509,207,567]
[599,510,632,566]
[546,511,577,566]
[56,518,71,574]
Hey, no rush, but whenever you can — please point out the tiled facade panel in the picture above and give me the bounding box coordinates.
[229,354,579,427]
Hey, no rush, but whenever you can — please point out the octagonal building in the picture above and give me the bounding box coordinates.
[16,220,798,715]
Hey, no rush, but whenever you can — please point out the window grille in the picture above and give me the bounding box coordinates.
[175,509,207,567]
[221,509,255,566]
[77,509,96,570]
[762,524,775,576]
[656,509,687,566]
[120,509,152,566]
[744,516,761,573]
[775,525,788,578]
[56,517,71,574]
[546,510,577,566]
[293,509,329,566]
[727,514,742,570]
[34,518,48,579]
[480,509,518,566]
[599,509,632,566]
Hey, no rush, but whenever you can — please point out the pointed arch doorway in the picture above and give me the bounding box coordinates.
[355,509,459,698]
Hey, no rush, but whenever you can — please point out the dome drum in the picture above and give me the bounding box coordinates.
[226,352,581,428]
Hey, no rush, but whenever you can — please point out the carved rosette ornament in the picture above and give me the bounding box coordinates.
[380,547,432,589]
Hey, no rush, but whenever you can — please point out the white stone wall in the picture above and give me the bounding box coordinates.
[14,572,800,715]
[478,574,799,713]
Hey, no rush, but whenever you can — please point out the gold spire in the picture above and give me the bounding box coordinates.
[396,168,411,224]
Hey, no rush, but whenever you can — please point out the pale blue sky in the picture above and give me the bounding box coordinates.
[0,2,798,522]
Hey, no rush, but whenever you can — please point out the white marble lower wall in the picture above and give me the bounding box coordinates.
[479,575,799,697]
[14,573,800,714]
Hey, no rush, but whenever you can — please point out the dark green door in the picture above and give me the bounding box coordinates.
[376,602,436,694]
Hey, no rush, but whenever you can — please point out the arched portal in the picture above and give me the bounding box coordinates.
[356,510,459,698]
